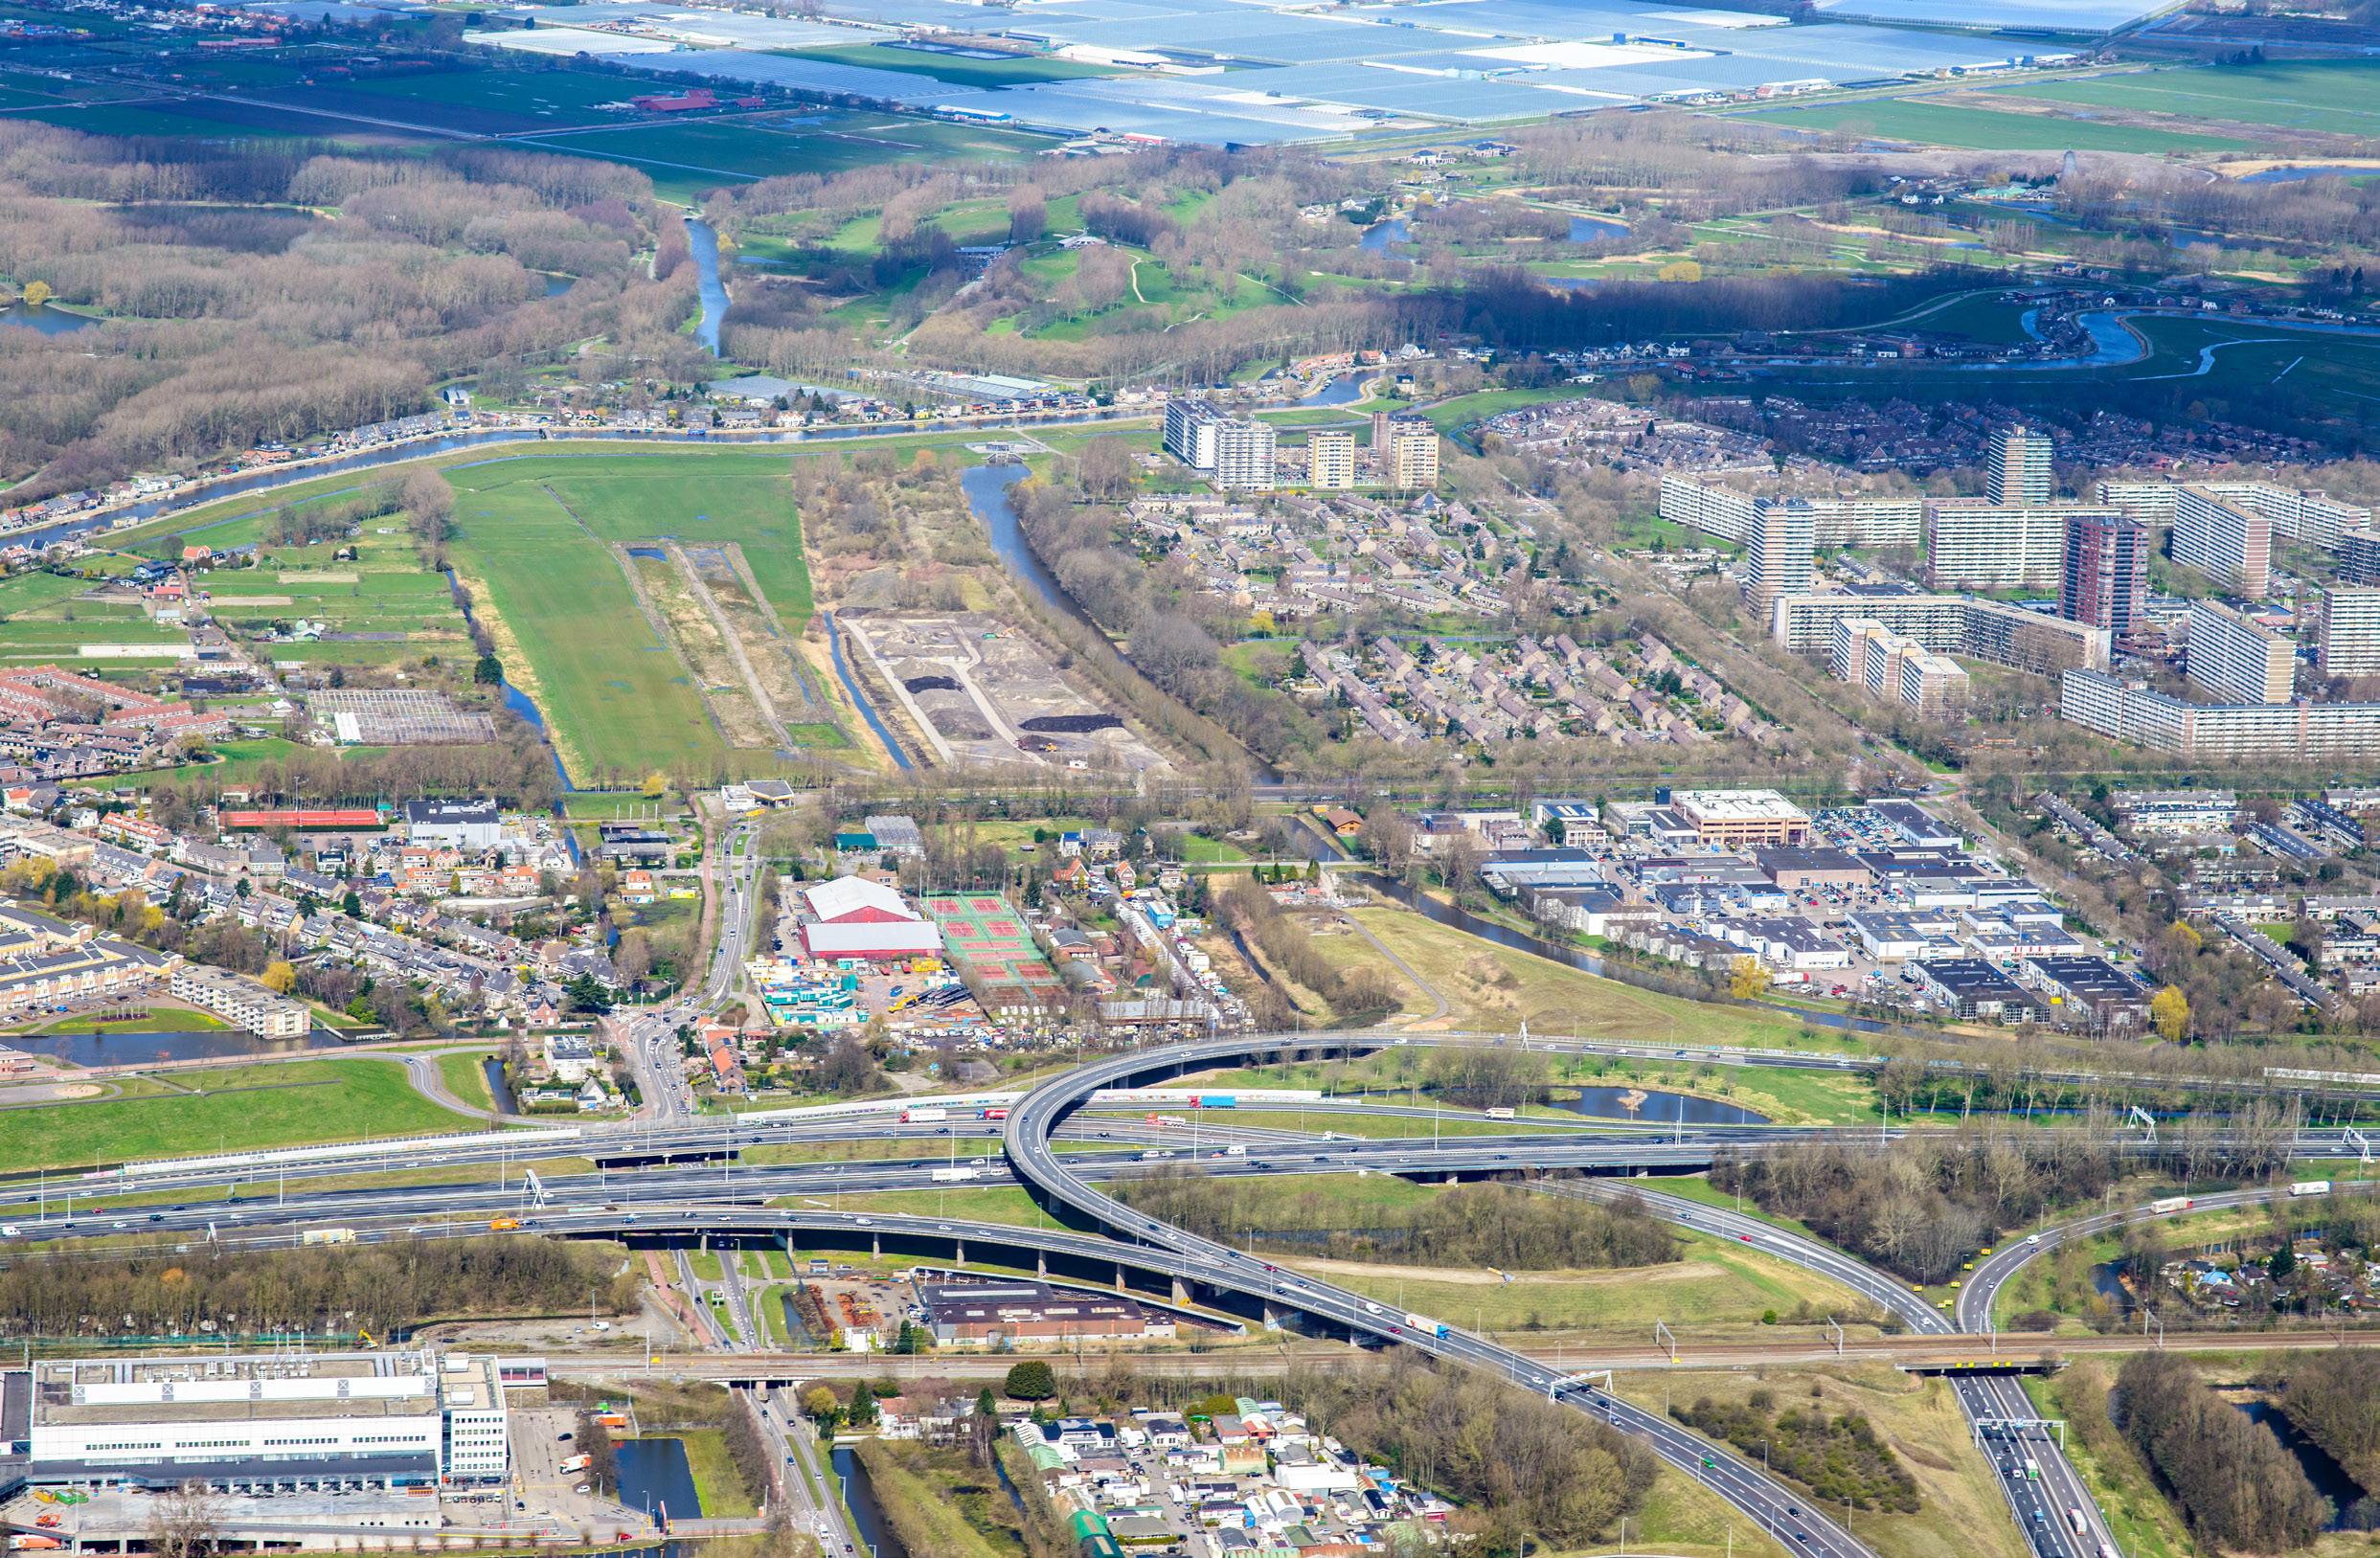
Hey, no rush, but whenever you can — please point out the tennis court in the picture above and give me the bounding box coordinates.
[925,892,1064,997]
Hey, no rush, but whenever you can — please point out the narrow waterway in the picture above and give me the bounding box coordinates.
[824,614,912,771]
[483,1057,520,1115]
[685,216,729,356]
[831,1446,904,1558]
[616,1438,702,1525]
[961,463,1097,634]
[2233,1400,2369,1526]
[7,1027,341,1065]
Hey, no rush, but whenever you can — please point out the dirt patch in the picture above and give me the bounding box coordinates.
[51,1084,102,1099]
[1282,1254,1732,1287]
[633,554,773,749]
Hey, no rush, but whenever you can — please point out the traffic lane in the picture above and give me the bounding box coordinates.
[1620,1188,1953,1335]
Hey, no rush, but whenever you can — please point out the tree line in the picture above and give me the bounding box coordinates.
[0,1235,637,1339]
[2118,1350,2327,1553]
[1110,1169,1678,1272]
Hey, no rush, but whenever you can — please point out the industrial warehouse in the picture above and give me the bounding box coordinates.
[0,1349,518,1493]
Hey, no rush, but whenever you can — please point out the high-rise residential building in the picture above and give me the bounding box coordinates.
[2060,511,2150,634]
[2341,528,2380,587]
[2172,484,2272,597]
[1829,618,1968,716]
[2317,586,2380,678]
[1986,426,2053,506]
[1306,429,1354,490]
[1770,592,2112,674]
[2099,479,2370,552]
[2187,598,2295,705]
[1923,500,2090,591]
[1742,498,1814,610]
[1655,473,1918,550]
[1162,396,1274,490]
[1381,418,1439,489]
[2063,667,2380,760]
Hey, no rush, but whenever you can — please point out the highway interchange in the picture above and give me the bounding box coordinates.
[10,1017,2372,1558]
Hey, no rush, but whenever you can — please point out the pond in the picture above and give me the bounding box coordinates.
[1569,215,1628,242]
[1551,1085,1769,1127]
[832,1445,903,1558]
[616,1438,702,1525]
[2233,1400,2369,1526]
[1359,218,1410,252]
[0,301,97,334]
[1301,373,1370,406]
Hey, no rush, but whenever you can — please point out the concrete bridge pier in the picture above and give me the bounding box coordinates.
[954,1239,965,1266]
[1172,1276,1190,1307]
[1036,1251,1048,1277]
[872,1232,880,1257]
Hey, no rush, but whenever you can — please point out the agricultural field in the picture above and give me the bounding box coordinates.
[1993,59,2380,139]
[1734,97,2262,153]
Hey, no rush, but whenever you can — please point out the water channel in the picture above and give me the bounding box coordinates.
[1553,1086,1769,1126]
[9,1027,344,1066]
[685,216,730,356]
[483,1056,520,1115]
[615,1438,703,1526]
[2233,1400,2369,1525]
[832,1445,903,1558]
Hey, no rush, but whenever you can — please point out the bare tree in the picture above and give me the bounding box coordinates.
[147,1480,226,1558]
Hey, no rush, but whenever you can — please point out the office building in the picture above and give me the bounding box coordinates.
[1742,497,1814,609]
[2060,511,2149,634]
[1986,426,2053,506]
[2341,529,2380,587]
[2186,598,2295,705]
[2061,668,2380,759]
[401,799,500,851]
[1772,592,2110,675]
[11,1347,513,1489]
[1925,500,2093,591]
[2317,586,2380,678]
[1306,429,1354,490]
[1665,789,1811,847]
[169,962,308,1037]
[1379,418,1439,489]
[1163,398,1275,490]
[2172,485,2272,597]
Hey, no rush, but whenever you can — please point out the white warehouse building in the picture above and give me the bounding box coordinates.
[10,1349,521,1491]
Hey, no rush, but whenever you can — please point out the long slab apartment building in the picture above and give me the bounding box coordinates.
[1,1348,531,1493]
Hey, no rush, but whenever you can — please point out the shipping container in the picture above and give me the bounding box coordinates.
[2148,1196,2191,1214]
[2291,1181,2335,1197]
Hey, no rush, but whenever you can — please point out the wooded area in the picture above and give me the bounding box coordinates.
[2117,1351,2326,1553]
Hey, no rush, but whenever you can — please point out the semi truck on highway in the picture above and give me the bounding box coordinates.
[2291,1180,2334,1197]
[931,1166,982,1183]
[2149,1196,2191,1214]
[1405,1312,1448,1338]
[2023,1458,2040,1479]
[303,1228,356,1245]
[900,1108,949,1124]
[978,1108,1009,1120]
[2067,1509,2087,1536]
[559,1455,593,1474]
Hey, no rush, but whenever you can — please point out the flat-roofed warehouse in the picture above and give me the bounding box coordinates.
[9,1348,514,1491]
[920,1281,1172,1346]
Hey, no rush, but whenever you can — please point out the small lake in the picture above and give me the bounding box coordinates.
[1553,1085,1769,1127]
[1569,215,1628,242]
[1360,218,1410,252]
[833,1445,903,1558]
[2234,1400,2368,1526]
[543,274,577,297]
[8,1027,341,1066]
[0,301,97,334]
[1301,373,1370,406]
[616,1438,702,1524]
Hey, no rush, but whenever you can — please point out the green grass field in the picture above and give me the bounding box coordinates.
[783,41,1122,88]
[1994,59,2380,138]
[1737,98,2261,153]
[439,1051,496,1112]
[523,114,1053,186]
[444,452,822,784]
[0,1058,479,1176]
